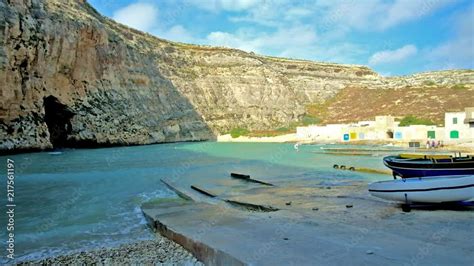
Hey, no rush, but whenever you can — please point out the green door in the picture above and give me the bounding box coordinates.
[427,131,436,139]
[450,130,459,139]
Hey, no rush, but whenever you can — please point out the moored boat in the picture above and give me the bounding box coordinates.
[383,155,474,178]
[368,175,474,203]
[398,153,453,159]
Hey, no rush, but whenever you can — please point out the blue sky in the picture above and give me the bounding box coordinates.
[88,0,473,76]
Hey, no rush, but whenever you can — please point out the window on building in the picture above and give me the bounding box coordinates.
[453,117,458,124]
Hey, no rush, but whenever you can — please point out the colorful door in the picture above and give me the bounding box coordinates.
[450,130,459,139]
[427,131,436,139]
[343,134,349,141]
[350,132,357,140]
[395,132,402,139]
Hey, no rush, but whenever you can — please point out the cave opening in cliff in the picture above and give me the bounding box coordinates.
[43,96,75,148]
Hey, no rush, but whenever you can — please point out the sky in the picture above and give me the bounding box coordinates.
[88,0,474,76]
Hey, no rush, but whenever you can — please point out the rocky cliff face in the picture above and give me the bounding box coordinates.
[1,0,216,151]
[1,0,473,152]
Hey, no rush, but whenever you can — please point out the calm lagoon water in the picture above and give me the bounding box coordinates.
[0,142,394,263]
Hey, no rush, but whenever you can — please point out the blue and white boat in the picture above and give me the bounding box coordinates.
[369,175,474,203]
[383,155,474,178]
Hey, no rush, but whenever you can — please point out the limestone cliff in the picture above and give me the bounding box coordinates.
[1,0,473,152]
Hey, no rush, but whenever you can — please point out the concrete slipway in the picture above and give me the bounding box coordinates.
[141,178,474,266]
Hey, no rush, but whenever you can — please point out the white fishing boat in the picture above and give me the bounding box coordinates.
[368,175,474,203]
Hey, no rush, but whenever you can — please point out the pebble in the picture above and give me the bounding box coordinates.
[18,237,204,265]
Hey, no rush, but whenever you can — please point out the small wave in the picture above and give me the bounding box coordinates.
[12,245,77,264]
[84,206,151,237]
[136,188,177,202]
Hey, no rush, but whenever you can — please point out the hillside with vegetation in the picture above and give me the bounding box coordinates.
[305,83,474,126]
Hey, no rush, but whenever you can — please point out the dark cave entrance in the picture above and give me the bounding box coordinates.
[43,96,75,148]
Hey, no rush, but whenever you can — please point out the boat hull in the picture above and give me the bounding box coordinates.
[368,175,474,203]
[383,156,474,178]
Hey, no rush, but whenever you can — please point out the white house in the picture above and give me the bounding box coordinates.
[296,124,346,141]
[444,108,474,142]
[296,109,474,143]
[393,125,443,141]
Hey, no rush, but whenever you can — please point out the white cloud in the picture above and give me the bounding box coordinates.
[190,0,259,12]
[379,72,393,77]
[229,0,305,27]
[231,0,454,32]
[339,0,453,31]
[112,3,158,32]
[379,0,454,30]
[205,25,317,54]
[157,25,196,43]
[204,25,365,64]
[284,7,313,21]
[206,31,260,52]
[317,0,385,31]
[104,0,467,74]
[424,5,474,70]
[369,44,418,66]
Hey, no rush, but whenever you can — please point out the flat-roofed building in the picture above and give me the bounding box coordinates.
[444,108,474,142]
[296,108,474,143]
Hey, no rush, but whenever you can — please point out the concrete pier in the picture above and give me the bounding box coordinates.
[142,181,474,265]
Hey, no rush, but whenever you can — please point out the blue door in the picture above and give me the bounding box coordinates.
[343,134,349,141]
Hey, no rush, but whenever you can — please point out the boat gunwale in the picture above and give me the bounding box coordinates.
[368,183,474,193]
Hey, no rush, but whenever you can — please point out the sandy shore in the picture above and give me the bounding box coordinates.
[217,133,301,143]
[217,134,474,152]
[18,238,203,265]
[450,142,474,152]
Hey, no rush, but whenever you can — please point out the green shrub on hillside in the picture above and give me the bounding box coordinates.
[423,80,436,86]
[398,115,435,126]
[230,128,249,138]
[301,115,321,126]
[229,115,320,138]
[276,127,290,132]
[452,84,467,90]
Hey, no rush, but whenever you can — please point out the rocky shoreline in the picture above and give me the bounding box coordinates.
[18,238,203,266]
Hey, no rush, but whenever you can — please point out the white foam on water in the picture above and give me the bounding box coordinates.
[84,205,151,237]
[137,187,178,202]
[13,188,176,264]
[11,246,68,264]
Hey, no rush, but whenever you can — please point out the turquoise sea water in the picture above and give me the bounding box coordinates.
[0,142,396,263]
